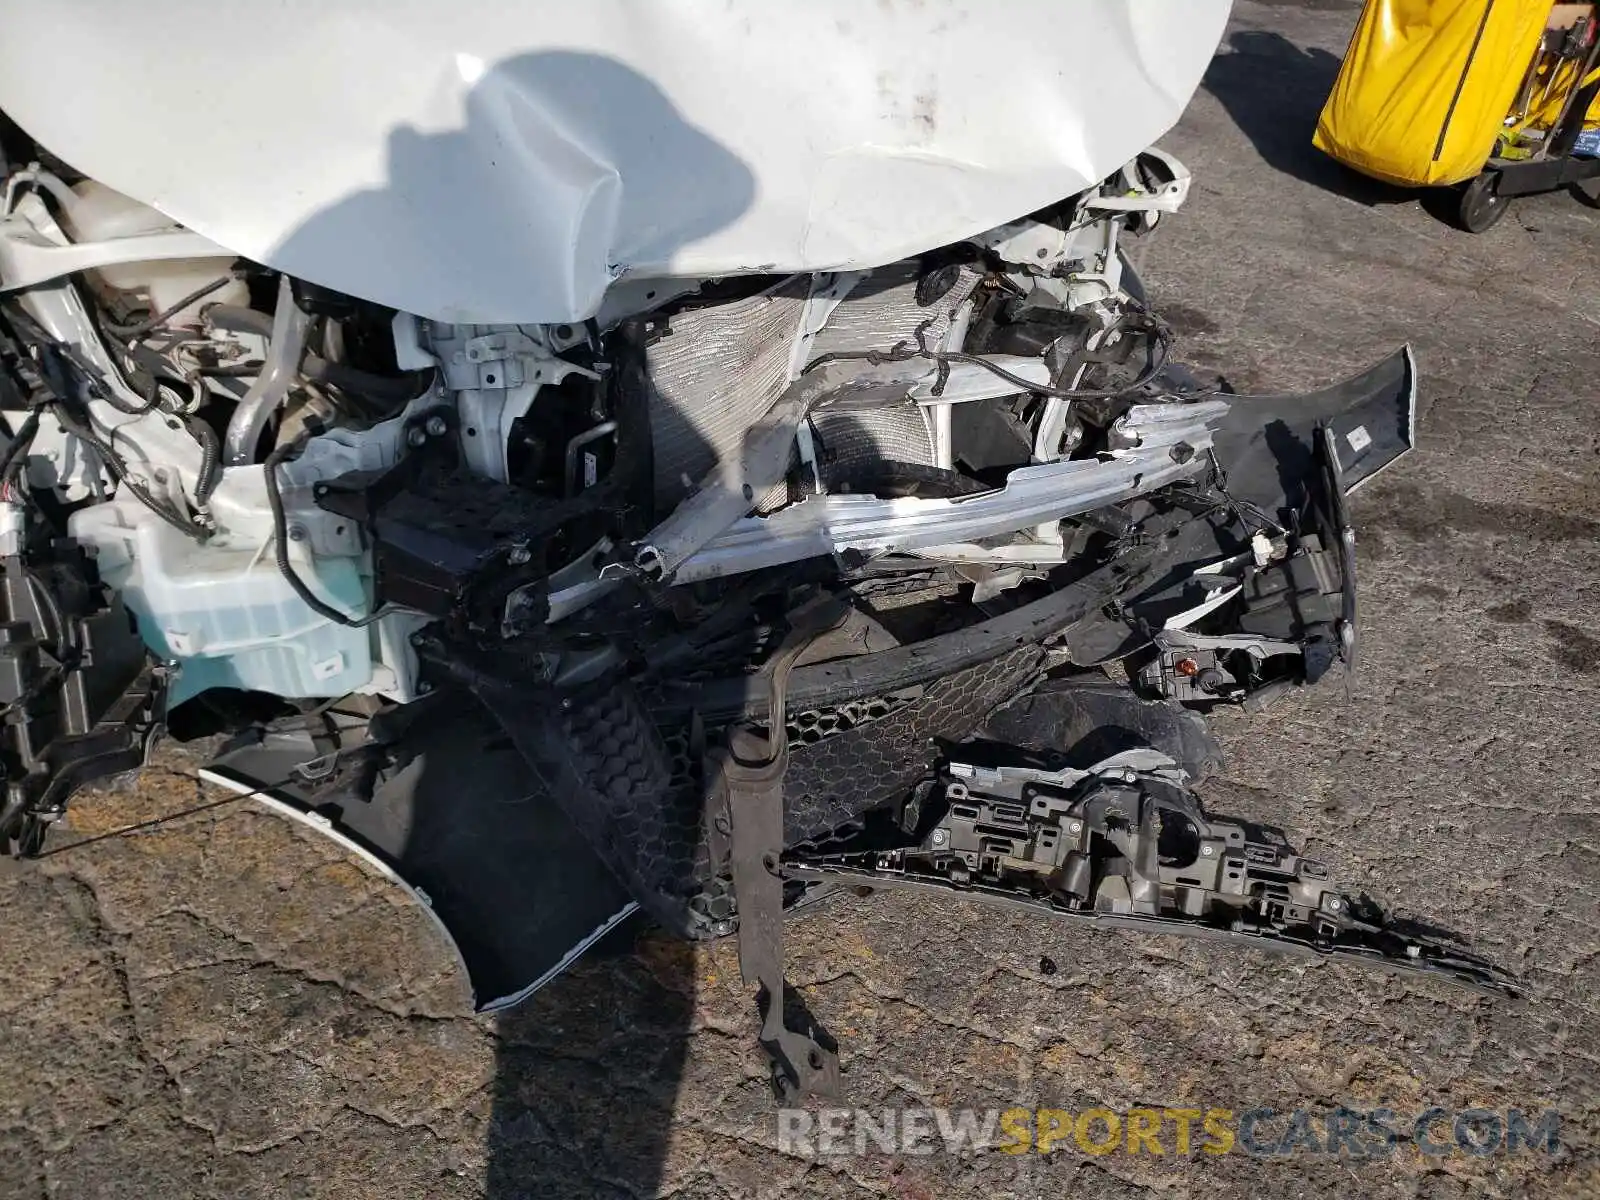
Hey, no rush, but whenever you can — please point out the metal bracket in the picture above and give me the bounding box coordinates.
[705,597,845,1100]
[429,322,599,482]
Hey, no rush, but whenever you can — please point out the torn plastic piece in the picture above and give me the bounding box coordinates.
[786,752,1519,997]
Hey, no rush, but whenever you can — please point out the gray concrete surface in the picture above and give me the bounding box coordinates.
[3,1,1598,1196]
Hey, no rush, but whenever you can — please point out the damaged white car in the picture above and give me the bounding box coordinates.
[0,0,1507,1097]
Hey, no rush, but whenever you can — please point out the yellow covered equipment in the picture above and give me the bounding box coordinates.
[1315,0,1552,186]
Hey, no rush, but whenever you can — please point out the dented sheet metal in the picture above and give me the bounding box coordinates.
[0,0,1231,322]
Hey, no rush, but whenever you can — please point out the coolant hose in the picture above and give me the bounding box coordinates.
[223,275,311,465]
[208,304,432,404]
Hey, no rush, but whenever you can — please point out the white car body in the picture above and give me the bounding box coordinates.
[0,0,1229,321]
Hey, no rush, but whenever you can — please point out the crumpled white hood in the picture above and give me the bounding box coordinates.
[0,0,1229,323]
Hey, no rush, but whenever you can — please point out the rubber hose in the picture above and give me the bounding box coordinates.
[208,304,432,403]
[223,276,312,466]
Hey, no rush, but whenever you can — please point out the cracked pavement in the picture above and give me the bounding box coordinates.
[2,1,1598,1196]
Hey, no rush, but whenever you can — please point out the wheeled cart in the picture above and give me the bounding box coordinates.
[1316,0,1600,230]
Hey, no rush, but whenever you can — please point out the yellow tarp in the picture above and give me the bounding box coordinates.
[1314,0,1552,186]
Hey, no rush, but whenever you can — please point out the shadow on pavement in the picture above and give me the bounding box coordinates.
[259,48,759,1198]
[485,926,694,1199]
[204,700,698,1199]
[1202,28,1421,208]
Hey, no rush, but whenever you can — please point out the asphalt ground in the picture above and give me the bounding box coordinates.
[2,1,1597,1196]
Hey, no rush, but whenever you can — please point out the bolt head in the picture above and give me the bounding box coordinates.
[1067,821,1083,835]
[286,524,307,542]
[929,828,949,848]
[425,415,448,437]
[407,427,427,448]
[1200,844,1214,857]
[1327,897,1342,912]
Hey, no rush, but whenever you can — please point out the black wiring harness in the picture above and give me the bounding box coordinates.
[263,434,388,629]
[4,291,408,625]
[803,307,1175,403]
[2,301,213,540]
[45,398,213,541]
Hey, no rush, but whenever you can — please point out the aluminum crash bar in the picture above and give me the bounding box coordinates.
[666,399,1230,584]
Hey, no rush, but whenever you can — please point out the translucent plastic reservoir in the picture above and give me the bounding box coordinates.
[70,501,374,707]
